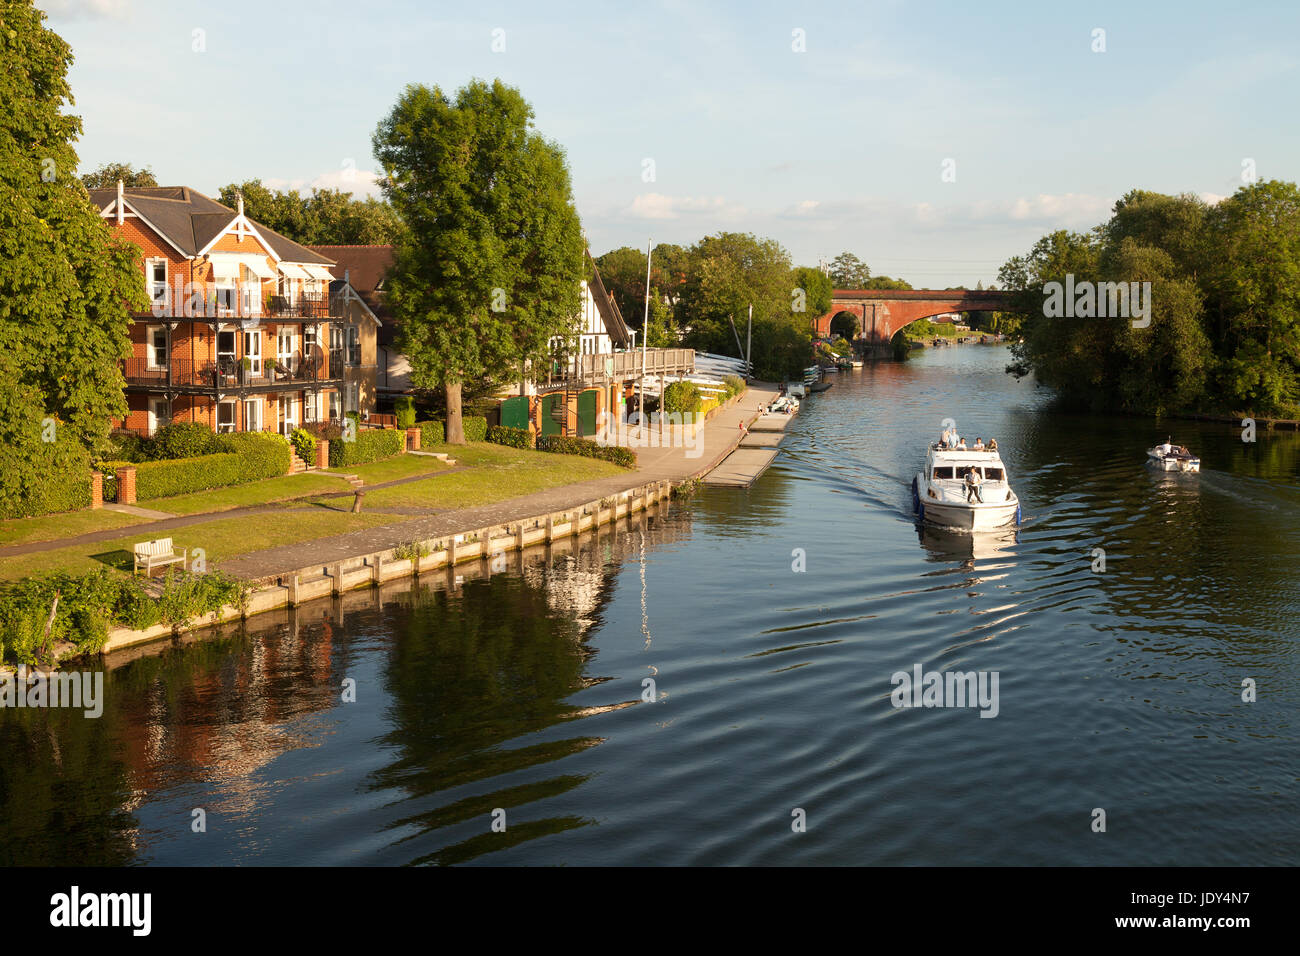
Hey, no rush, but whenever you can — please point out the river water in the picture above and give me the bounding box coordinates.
[3,345,1298,866]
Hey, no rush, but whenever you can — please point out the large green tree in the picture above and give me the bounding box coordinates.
[79,161,157,189]
[218,180,403,246]
[678,233,810,379]
[373,80,583,443]
[1202,180,1300,411]
[0,1,146,518]
[829,251,871,288]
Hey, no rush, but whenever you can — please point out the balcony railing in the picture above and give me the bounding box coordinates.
[124,347,340,391]
[139,287,332,321]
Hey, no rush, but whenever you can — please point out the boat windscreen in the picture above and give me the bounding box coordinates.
[984,467,1004,480]
[932,466,954,480]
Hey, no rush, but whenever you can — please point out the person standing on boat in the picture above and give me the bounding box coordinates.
[965,467,983,503]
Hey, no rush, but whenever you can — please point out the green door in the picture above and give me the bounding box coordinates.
[501,395,529,430]
[577,390,596,437]
[541,393,563,437]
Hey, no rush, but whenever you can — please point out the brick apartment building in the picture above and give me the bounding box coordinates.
[91,183,350,437]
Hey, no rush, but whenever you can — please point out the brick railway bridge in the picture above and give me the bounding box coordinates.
[815,289,1016,345]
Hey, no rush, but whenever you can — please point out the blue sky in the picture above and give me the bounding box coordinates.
[40,0,1300,287]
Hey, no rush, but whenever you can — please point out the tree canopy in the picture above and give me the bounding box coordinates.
[373,79,583,442]
[217,179,403,246]
[1000,183,1300,416]
[79,161,157,189]
[0,1,146,517]
[829,251,871,288]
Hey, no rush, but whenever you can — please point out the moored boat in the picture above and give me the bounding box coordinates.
[1146,439,1200,473]
[913,442,1020,531]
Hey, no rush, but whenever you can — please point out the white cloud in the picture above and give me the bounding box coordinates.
[262,169,383,199]
[1199,192,1227,206]
[626,192,740,220]
[39,0,128,20]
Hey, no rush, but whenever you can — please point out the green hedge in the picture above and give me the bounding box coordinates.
[535,435,637,468]
[131,433,290,501]
[488,425,534,449]
[329,427,404,467]
[418,420,445,446]
[417,416,487,444]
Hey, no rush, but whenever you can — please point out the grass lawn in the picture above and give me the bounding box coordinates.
[0,506,412,582]
[324,455,453,485]
[0,508,149,548]
[148,472,351,515]
[356,442,626,511]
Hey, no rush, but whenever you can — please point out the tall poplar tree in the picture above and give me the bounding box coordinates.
[373,79,583,443]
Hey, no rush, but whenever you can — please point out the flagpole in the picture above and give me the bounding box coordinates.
[639,239,651,434]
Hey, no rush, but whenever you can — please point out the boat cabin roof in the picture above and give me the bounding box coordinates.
[927,444,1005,467]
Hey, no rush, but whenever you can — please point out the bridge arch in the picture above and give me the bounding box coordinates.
[814,289,1016,346]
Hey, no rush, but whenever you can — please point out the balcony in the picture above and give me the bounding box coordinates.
[140,287,333,322]
[124,348,342,395]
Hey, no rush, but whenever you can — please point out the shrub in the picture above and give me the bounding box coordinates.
[392,540,431,562]
[107,431,149,463]
[132,433,290,500]
[535,434,637,468]
[394,396,416,429]
[723,374,747,399]
[463,416,488,442]
[329,427,404,467]
[149,423,222,460]
[0,566,249,664]
[488,425,533,449]
[290,427,317,465]
[662,381,702,415]
[418,420,445,446]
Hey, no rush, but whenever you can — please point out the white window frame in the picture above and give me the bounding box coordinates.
[328,389,341,421]
[146,325,168,370]
[146,258,168,310]
[277,328,298,374]
[243,330,262,374]
[147,396,170,436]
[243,398,262,433]
[279,395,299,436]
[217,400,237,434]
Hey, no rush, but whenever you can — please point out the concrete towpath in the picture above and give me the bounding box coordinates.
[220,385,780,582]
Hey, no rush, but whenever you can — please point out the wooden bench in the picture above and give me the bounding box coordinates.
[133,537,187,577]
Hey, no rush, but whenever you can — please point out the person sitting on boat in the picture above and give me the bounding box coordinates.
[973,437,985,451]
[965,467,983,503]
[987,438,998,452]
[956,437,968,450]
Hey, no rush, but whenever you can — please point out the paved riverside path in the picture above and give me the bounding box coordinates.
[220,385,780,582]
[0,467,464,557]
[0,386,779,576]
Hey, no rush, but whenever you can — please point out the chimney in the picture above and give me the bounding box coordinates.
[116,179,124,226]
[237,191,244,217]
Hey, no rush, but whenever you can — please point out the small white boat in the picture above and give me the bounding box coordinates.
[1146,440,1200,473]
[913,443,1020,531]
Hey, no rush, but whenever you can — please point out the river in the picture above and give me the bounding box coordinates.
[3,344,1298,866]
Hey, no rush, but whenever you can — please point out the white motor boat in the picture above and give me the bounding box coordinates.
[1146,440,1200,473]
[913,443,1020,531]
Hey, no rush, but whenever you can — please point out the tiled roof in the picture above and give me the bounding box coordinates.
[88,185,333,265]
